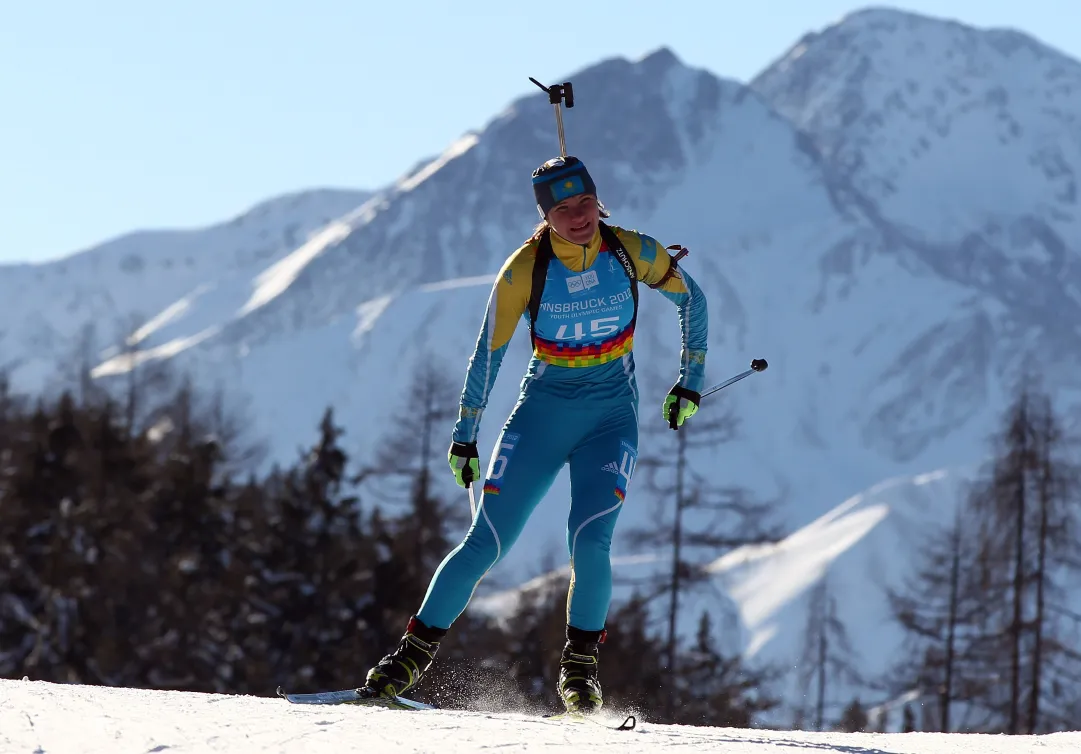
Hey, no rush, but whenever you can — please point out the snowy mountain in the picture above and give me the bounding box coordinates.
[750,6,1081,457]
[5,5,1081,726]
[5,678,1076,753]
[1,188,372,391]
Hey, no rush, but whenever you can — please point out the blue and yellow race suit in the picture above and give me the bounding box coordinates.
[417,223,708,632]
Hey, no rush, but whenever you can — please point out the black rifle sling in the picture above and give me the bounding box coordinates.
[597,222,639,328]
[528,230,555,353]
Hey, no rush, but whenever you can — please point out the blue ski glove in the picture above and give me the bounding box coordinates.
[663,385,700,429]
[448,441,481,488]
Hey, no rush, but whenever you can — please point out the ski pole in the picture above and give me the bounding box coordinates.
[529,76,574,158]
[702,358,768,399]
[669,358,768,429]
[467,483,477,519]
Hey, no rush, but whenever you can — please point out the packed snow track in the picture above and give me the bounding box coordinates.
[1,679,1077,753]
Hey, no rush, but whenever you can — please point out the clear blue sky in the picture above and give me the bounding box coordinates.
[2,0,1077,263]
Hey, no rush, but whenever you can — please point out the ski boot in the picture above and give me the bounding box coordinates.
[358,615,446,700]
[558,626,606,714]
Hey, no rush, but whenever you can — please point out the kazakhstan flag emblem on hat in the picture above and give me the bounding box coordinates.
[551,175,585,202]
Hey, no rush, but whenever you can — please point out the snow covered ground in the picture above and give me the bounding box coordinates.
[1,678,1076,753]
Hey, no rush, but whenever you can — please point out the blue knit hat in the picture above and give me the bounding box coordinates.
[532,156,597,216]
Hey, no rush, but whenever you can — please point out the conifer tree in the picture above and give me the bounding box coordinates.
[837,697,869,732]
[960,381,1081,733]
[885,502,988,731]
[622,384,782,720]
[797,576,862,731]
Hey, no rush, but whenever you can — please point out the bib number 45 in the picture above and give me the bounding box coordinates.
[555,316,621,341]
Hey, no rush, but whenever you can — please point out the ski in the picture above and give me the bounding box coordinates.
[276,686,436,710]
[543,711,637,731]
[277,686,635,729]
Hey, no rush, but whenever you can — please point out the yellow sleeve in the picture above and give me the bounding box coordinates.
[452,242,535,442]
[613,226,709,393]
[488,244,534,351]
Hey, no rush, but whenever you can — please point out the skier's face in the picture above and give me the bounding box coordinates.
[548,194,599,245]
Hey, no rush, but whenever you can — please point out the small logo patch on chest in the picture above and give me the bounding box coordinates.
[565,269,599,294]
